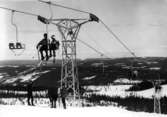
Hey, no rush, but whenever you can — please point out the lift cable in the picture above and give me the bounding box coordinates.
[0,4,136,58]
[0,6,38,17]
[77,38,111,59]
[99,19,137,58]
[37,1,137,58]
[38,0,144,76]
[38,0,91,15]
[84,30,114,58]
[0,3,142,81]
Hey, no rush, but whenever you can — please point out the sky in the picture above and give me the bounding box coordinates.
[0,0,167,60]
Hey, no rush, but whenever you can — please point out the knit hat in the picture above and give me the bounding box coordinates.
[51,35,55,39]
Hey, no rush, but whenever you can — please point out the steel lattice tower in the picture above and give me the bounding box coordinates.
[38,14,99,104]
[57,15,99,104]
[58,19,81,101]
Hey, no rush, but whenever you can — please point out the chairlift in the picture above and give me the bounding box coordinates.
[8,10,25,56]
[9,42,25,50]
[37,3,60,63]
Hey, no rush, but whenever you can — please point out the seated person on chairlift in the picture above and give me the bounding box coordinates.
[49,35,60,57]
[16,42,22,49]
[9,43,15,49]
[9,42,24,49]
[36,33,50,61]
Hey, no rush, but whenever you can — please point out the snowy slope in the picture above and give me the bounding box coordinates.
[0,70,50,85]
[85,85,132,98]
[83,75,96,80]
[135,84,167,98]
[86,84,167,98]
[0,105,165,117]
[113,78,141,84]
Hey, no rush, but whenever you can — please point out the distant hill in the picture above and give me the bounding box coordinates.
[0,57,167,88]
[0,57,166,66]
[0,59,84,66]
[0,60,61,66]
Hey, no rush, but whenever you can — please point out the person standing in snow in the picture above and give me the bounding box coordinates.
[60,85,67,109]
[27,82,34,106]
[48,87,58,108]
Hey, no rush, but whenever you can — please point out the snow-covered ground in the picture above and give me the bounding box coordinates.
[0,70,50,85]
[83,75,96,80]
[113,78,141,84]
[0,96,86,108]
[0,67,166,116]
[85,84,167,98]
[0,75,3,80]
[85,85,132,98]
[0,105,166,117]
[135,84,167,98]
[0,73,8,80]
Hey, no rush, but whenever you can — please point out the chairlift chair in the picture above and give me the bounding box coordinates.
[8,10,26,56]
[9,42,25,50]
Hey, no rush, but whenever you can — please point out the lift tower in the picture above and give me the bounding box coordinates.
[38,14,99,104]
[58,15,99,103]
[58,19,84,101]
